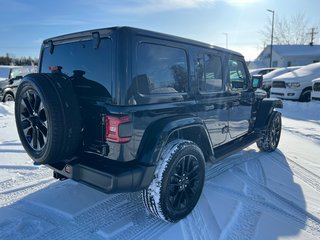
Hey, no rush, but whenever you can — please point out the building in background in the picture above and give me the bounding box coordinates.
[249,45,320,69]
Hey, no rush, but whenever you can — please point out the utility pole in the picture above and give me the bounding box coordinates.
[307,28,318,46]
[267,9,275,68]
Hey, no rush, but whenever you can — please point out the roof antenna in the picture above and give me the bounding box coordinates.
[92,32,101,49]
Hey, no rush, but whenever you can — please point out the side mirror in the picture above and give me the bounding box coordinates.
[8,79,14,85]
[252,75,263,89]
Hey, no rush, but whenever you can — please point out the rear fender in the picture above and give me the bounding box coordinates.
[137,116,213,166]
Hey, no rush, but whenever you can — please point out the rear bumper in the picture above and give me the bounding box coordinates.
[48,153,155,193]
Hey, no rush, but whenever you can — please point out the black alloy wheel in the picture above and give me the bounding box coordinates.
[142,140,205,222]
[269,113,281,149]
[257,111,282,152]
[19,89,48,151]
[15,73,81,164]
[167,154,201,212]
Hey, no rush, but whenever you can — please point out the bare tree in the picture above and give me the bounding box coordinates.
[261,12,311,45]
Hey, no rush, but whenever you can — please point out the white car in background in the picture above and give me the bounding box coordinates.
[311,78,320,101]
[249,67,275,76]
[262,66,301,95]
[270,62,320,102]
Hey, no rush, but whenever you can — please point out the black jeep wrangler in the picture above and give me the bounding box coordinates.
[15,27,282,223]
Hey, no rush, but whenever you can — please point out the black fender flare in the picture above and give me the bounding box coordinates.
[137,115,213,166]
[254,98,283,131]
[3,88,14,97]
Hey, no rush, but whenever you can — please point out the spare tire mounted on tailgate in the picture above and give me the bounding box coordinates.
[15,73,81,164]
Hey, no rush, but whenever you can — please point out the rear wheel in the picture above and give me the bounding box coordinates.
[3,93,14,102]
[257,111,282,152]
[15,73,81,164]
[142,140,205,222]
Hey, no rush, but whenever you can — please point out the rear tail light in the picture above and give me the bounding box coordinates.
[104,115,131,143]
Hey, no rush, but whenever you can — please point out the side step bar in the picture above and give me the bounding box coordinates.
[213,132,262,162]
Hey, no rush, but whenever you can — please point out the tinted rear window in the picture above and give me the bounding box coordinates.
[196,54,223,92]
[41,38,112,99]
[135,43,188,95]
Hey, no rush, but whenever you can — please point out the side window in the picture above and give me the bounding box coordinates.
[136,43,188,94]
[229,59,248,90]
[196,54,223,92]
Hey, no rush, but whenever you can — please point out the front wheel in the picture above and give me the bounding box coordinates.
[142,140,205,223]
[299,89,311,102]
[257,111,282,152]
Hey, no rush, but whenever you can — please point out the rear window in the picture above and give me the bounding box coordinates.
[41,38,112,99]
[135,43,188,95]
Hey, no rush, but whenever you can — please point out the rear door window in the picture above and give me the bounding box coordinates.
[135,43,188,95]
[196,53,223,92]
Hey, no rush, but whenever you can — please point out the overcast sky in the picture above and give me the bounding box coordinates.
[0,0,319,61]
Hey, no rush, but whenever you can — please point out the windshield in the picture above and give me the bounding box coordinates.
[0,67,10,79]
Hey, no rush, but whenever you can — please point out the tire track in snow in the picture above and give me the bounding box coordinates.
[207,182,320,237]
[268,151,320,193]
[231,167,320,236]
[180,194,221,240]
[282,126,320,143]
[206,149,320,237]
[12,201,103,240]
[219,158,266,240]
[23,192,169,240]
[0,177,54,195]
[0,178,56,207]
[0,166,53,207]
[96,194,169,240]
[206,149,258,180]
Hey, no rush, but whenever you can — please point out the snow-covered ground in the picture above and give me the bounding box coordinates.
[0,101,320,240]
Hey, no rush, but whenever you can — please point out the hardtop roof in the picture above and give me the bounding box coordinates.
[43,26,243,57]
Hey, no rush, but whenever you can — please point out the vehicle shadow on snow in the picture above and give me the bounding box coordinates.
[0,141,25,153]
[0,140,23,146]
[205,148,318,239]
[0,149,316,240]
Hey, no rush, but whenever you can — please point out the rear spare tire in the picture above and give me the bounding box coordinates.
[15,73,81,164]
